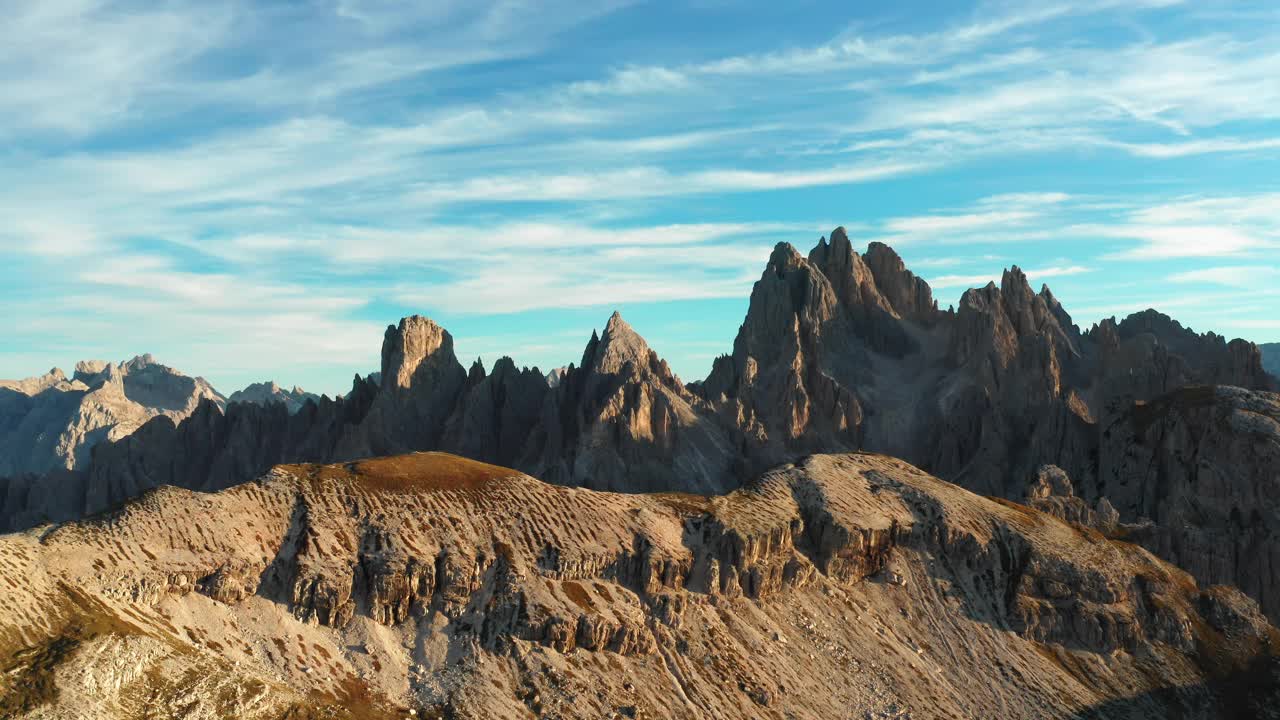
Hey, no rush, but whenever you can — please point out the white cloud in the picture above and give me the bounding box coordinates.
[0,0,235,135]
[568,66,692,96]
[409,161,929,204]
[1169,266,1280,287]
[1100,225,1275,259]
[5,219,100,257]
[977,192,1072,206]
[1109,136,1280,158]
[885,210,1034,234]
[1030,264,1092,280]
[929,264,1090,289]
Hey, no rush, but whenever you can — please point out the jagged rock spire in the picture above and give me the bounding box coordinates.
[380,315,459,393]
[592,311,653,375]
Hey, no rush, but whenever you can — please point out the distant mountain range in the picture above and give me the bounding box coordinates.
[0,354,225,476]
[0,360,319,477]
[226,381,320,414]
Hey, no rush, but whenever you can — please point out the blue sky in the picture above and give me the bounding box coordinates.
[3,0,1279,396]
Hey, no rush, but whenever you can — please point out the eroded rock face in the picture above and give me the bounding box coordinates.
[1098,386,1280,621]
[3,452,1276,719]
[1023,464,1120,533]
[442,357,549,469]
[702,239,872,472]
[0,355,225,476]
[529,312,737,494]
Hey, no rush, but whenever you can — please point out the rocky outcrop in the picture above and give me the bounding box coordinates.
[1023,464,1121,533]
[364,315,469,456]
[1091,311,1275,417]
[1097,385,1280,621]
[3,452,1276,719]
[528,312,737,493]
[0,355,224,476]
[920,269,1095,497]
[227,381,319,414]
[693,233,1275,503]
[701,238,872,472]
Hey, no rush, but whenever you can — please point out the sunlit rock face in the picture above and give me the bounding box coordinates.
[0,354,225,476]
[3,451,1276,719]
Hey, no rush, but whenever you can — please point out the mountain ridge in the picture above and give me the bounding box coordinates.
[0,354,225,476]
[3,450,1276,718]
[2,231,1276,633]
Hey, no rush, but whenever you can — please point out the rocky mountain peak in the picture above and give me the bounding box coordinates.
[72,360,108,381]
[466,357,486,384]
[1096,308,1275,392]
[1001,264,1029,290]
[490,355,519,378]
[0,355,226,477]
[591,311,654,375]
[863,240,901,265]
[227,381,320,415]
[807,226,855,266]
[545,366,569,388]
[863,240,938,322]
[123,353,157,371]
[380,315,457,393]
[807,229,893,319]
[0,367,71,396]
[765,241,806,277]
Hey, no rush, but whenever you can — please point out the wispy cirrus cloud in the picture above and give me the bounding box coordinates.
[1168,266,1280,287]
[929,264,1091,290]
[407,161,930,205]
[4,0,1280,393]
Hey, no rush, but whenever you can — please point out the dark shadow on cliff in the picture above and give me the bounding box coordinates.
[1067,654,1280,720]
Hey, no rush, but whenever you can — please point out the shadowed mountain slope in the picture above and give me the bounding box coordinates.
[1263,342,1280,378]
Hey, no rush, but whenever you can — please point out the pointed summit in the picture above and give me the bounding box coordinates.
[765,241,804,277]
[807,227,854,266]
[593,311,653,375]
[123,354,157,371]
[807,228,894,319]
[604,310,629,334]
[466,357,487,386]
[863,241,938,321]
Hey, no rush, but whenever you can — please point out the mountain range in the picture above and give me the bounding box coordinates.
[0,354,225,477]
[0,363,327,478]
[2,230,1278,719]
